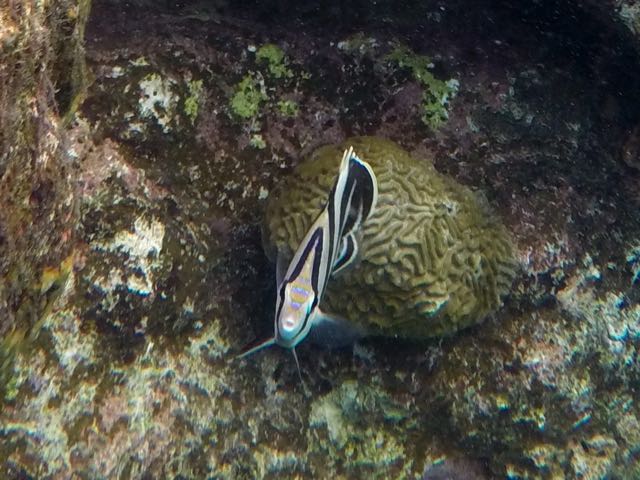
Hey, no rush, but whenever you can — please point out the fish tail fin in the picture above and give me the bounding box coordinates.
[236,337,276,359]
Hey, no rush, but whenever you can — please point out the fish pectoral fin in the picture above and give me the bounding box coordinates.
[308,308,366,348]
[332,232,359,276]
[236,337,276,359]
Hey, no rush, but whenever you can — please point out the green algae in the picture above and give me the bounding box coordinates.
[256,43,293,79]
[3,371,19,403]
[228,44,300,124]
[184,79,203,124]
[385,44,459,129]
[277,99,298,117]
[230,73,268,119]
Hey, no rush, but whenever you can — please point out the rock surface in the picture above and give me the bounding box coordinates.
[1,1,640,479]
[0,0,89,399]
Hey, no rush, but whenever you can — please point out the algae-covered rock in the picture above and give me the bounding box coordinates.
[431,263,640,478]
[264,136,517,338]
[0,0,90,397]
[307,380,416,478]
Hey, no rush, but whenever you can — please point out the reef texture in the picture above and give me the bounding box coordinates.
[0,0,90,397]
[1,0,640,479]
[264,136,516,338]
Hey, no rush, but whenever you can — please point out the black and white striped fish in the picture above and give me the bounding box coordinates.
[239,147,378,367]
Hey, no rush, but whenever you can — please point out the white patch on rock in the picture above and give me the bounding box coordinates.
[557,252,640,364]
[92,216,165,297]
[42,269,98,375]
[137,73,178,133]
[106,65,125,78]
[619,2,640,35]
[626,244,640,284]
[310,393,349,446]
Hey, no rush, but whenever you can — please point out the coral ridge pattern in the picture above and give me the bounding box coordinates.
[264,137,517,338]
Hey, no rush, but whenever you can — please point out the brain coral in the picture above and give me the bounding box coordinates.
[263,137,516,338]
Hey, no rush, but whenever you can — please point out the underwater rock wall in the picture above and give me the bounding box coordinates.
[1,0,640,479]
[585,0,640,44]
[0,0,90,397]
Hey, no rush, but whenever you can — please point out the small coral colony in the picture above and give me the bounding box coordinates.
[240,136,516,367]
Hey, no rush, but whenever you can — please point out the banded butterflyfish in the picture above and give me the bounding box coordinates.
[238,146,378,370]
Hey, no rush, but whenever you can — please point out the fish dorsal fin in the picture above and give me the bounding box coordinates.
[340,148,378,237]
[332,232,359,275]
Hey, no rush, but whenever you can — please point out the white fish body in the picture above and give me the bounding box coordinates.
[239,147,378,360]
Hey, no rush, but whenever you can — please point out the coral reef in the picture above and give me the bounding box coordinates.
[264,136,516,338]
[1,0,640,479]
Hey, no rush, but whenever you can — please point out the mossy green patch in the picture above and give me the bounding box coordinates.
[230,73,267,119]
[386,44,459,129]
[184,79,203,124]
[277,99,298,117]
[3,373,19,402]
[256,44,293,79]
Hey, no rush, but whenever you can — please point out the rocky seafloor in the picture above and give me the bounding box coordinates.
[2,0,640,478]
